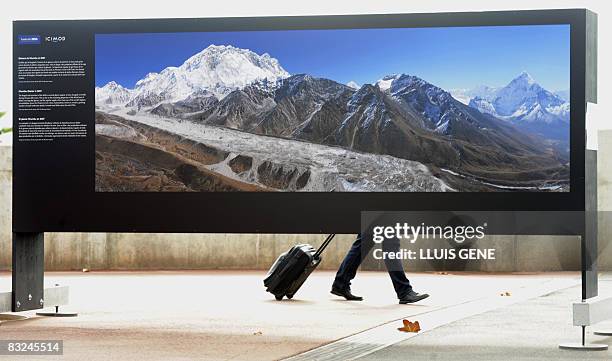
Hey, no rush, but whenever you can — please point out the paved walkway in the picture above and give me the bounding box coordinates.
[360,279,612,361]
[0,271,585,360]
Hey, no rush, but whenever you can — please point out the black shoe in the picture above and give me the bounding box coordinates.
[331,287,363,301]
[399,291,429,304]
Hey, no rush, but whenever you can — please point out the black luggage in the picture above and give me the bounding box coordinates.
[263,234,335,300]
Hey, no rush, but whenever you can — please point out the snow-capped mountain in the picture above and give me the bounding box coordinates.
[383,74,459,132]
[464,72,569,140]
[346,81,360,89]
[95,81,132,105]
[450,85,500,105]
[332,73,567,181]
[100,45,290,110]
[487,72,561,117]
[375,75,395,92]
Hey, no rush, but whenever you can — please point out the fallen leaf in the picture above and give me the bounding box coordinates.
[253,331,263,336]
[397,319,421,333]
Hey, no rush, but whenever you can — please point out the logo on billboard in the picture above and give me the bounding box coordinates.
[45,35,66,43]
[17,35,41,45]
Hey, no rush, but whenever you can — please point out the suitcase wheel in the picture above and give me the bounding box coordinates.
[275,294,284,301]
[286,294,293,299]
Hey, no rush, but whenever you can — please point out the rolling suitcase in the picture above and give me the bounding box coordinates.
[264,234,335,300]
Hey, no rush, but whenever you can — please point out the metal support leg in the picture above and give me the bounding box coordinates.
[558,149,607,350]
[559,321,608,350]
[12,232,44,312]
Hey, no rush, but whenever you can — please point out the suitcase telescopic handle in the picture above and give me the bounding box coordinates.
[314,234,335,258]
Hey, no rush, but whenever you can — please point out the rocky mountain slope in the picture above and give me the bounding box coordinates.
[181,73,566,187]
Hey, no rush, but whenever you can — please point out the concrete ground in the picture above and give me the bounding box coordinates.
[361,279,612,361]
[0,271,597,361]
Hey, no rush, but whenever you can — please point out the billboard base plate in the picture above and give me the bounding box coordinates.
[559,343,608,351]
[36,306,77,317]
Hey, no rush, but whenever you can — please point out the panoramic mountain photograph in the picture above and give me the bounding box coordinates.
[94,25,570,192]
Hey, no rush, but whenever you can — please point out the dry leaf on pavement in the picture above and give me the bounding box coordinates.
[397,319,421,333]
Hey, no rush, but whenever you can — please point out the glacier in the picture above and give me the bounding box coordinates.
[98,107,453,192]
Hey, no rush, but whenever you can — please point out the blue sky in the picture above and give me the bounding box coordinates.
[95,24,570,91]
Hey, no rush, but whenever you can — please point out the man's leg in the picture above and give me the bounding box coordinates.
[331,234,374,300]
[382,237,429,304]
[381,237,413,298]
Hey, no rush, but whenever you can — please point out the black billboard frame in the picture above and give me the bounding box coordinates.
[11,9,598,313]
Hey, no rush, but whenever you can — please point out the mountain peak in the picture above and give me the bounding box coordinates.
[95,81,132,105]
[376,73,436,91]
[376,75,398,91]
[125,45,290,104]
[347,81,360,89]
[195,44,275,59]
[512,71,536,86]
[187,44,240,59]
[203,44,236,52]
[353,83,380,95]
[466,72,569,137]
[183,44,280,70]
[385,74,453,103]
[103,81,122,89]
[391,73,426,87]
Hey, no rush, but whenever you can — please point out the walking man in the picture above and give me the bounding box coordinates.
[331,233,429,304]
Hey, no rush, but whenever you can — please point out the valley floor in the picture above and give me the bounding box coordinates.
[95,109,451,192]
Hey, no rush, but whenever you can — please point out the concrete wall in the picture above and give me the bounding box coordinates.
[2,131,612,271]
[597,130,612,271]
[0,145,10,270]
